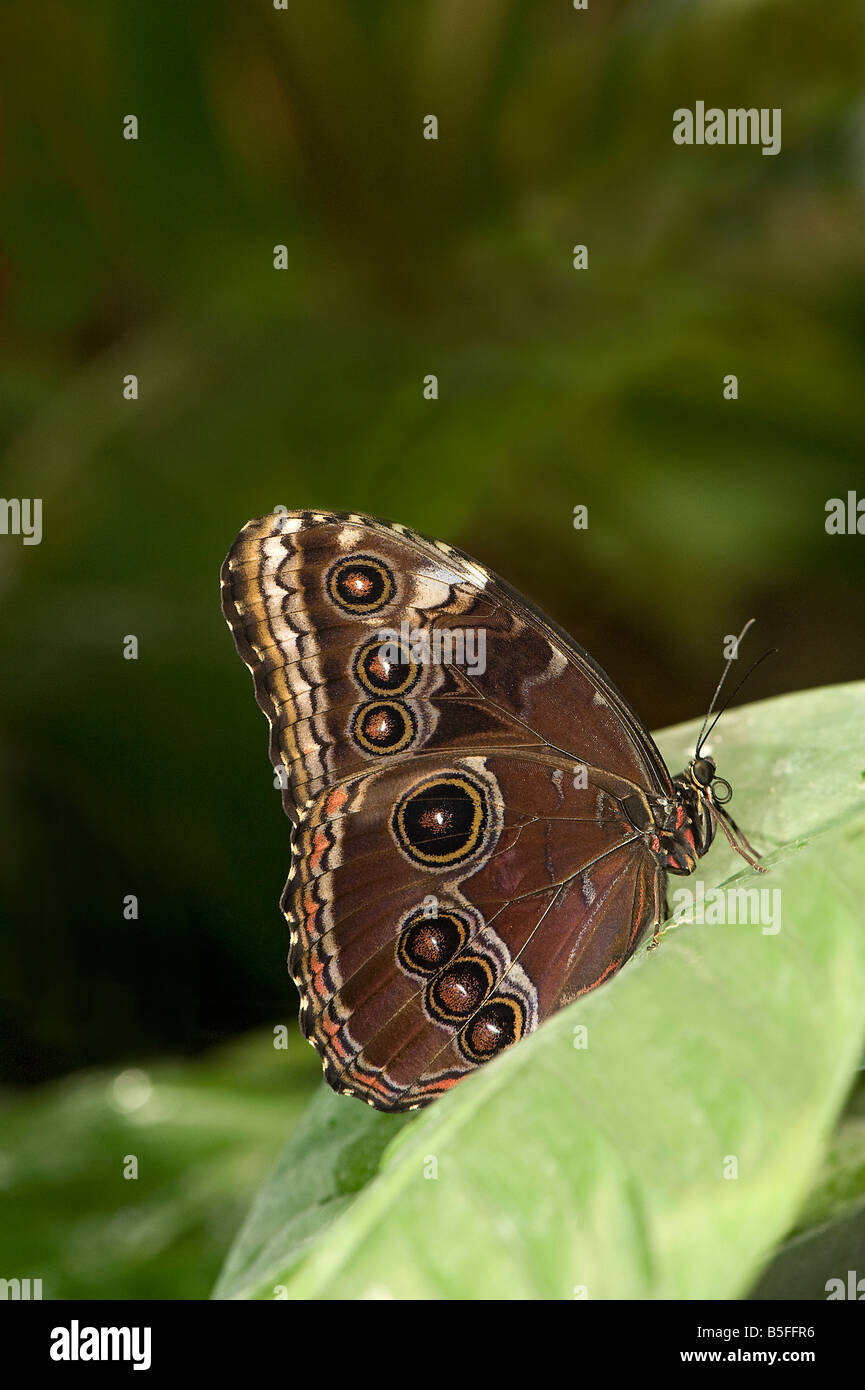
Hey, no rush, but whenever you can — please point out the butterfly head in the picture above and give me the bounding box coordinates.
[689,753,715,787]
[683,753,731,803]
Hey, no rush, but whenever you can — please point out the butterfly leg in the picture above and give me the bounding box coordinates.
[713,803,768,873]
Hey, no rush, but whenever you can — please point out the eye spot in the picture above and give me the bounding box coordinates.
[397,909,470,978]
[459,997,524,1062]
[391,773,489,867]
[353,636,420,696]
[350,700,416,755]
[426,955,493,1024]
[326,555,395,614]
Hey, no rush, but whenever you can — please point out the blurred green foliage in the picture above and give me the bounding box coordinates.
[751,1074,865,1300]
[0,1029,319,1299]
[0,0,863,1296]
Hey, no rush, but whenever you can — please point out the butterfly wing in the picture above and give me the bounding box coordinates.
[222,509,668,1109]
[288,749,661,1110]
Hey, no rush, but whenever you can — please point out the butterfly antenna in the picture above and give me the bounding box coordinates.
[696,644,777,756]
[694,618,755,754]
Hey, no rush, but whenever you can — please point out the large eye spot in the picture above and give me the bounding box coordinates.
[391,773,488,867]
[397,908,470,978]
[326,555,395,614]
[353,635,420,696]
[350,700,416,755]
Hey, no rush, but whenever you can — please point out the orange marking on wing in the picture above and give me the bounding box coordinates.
[308,944,331,999]
[302,886,320,934]
[320,1007,350,1043]
[325,786,349,818]
[322,1031,349,1063]
[577,953,625,995]
[310,827,330,873]
[354,1070,394,1099]
[415,1075,460,1099]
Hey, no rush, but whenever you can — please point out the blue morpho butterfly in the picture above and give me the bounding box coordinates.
[222,510,768,1110]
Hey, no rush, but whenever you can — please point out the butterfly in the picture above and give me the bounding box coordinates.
[221,509,764,1111]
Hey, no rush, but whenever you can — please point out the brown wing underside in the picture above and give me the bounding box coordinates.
[288,750,662,1110]
[221,510,667,1110]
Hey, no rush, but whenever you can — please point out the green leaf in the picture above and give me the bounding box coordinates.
[214,682,865,1300]
[212,1086,410,1300]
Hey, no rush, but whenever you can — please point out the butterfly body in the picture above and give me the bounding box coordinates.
[221,510,751,1111]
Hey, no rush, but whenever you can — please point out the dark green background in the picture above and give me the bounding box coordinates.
[0,0,862,1113]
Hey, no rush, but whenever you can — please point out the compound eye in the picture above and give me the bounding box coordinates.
[692,756,716,786]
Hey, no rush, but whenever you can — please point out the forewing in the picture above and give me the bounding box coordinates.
[220,510,671,826]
